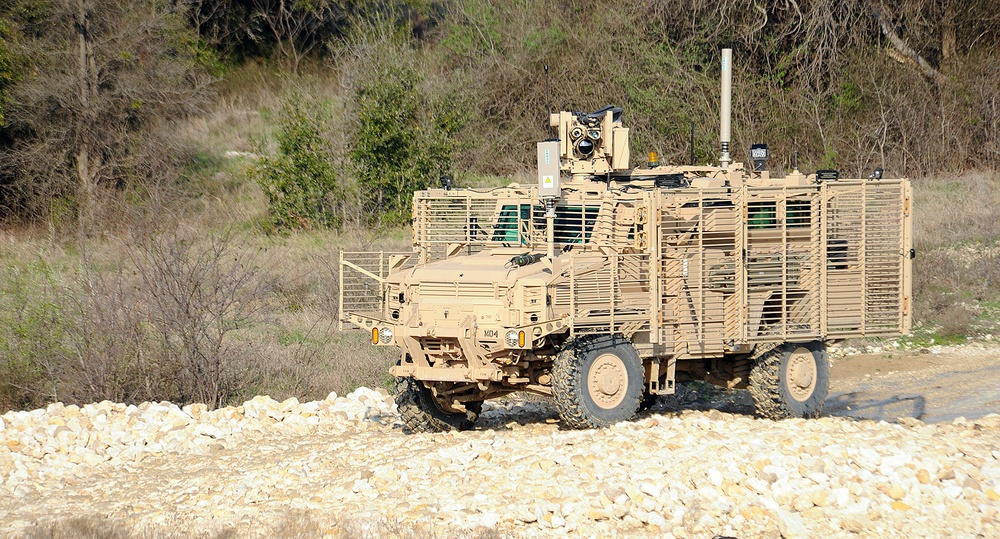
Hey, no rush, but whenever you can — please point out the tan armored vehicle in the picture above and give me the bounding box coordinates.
[341,49,913,431]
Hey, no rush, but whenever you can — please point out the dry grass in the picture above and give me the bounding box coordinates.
[0,216,411,411]
[913,170,1000,249]
[910,170,1000,337]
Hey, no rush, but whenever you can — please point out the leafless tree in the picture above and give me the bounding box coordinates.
[128,230,273,409]
[175,0,253,56]
[249,0,346,72]
[63,259,160,404]
[0,0,214,231]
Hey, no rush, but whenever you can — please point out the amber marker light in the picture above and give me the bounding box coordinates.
[372,327,379,344]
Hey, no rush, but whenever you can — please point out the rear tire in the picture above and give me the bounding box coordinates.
[553,335,644,428]
[749,341,829,420]
[394,377,480,432]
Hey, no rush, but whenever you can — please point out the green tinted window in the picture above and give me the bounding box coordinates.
[533,205,600,244]
[787,200,811,228]
[747,202,777,229]
[492,204,530,243]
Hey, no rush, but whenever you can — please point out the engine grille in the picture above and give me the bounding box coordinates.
[418,282,499,299]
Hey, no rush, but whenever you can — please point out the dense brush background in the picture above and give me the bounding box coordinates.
[0,0,998,412]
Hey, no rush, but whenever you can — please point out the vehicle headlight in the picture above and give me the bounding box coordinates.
[505,329,526,348]
[372,327,393,344]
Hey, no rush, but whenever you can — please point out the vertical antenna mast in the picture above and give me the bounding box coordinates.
[719,48,733,170]
[544,65,551,123]
[690,122,695,166]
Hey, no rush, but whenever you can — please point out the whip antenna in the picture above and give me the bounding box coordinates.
[544,65,551,123]
[690,122,695,166]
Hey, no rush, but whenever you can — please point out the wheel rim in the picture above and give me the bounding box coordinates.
[588,352,629,409]
[786,346,817,402]
[432,397,461,414]
[427,384,462,415]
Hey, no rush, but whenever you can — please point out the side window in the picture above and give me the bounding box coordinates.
[492,204,530,243]
[747,201,777,229]
[786,200,811,228]
[532,205,600,244]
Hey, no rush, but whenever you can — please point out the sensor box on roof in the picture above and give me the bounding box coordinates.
[537,140,561,198]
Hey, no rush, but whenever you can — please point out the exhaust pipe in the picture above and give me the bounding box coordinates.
[719,48,732,170]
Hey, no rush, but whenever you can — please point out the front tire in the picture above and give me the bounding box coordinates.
[749,341,829,420]
[552,335,644,429]
[394,377,479,432]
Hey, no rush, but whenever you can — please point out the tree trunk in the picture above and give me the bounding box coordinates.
[877,10,949,86]
[75,0,99,236]
[941,0,957,74]
[76,143,95,235]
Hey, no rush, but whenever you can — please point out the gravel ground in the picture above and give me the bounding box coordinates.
[2,347,1000,538]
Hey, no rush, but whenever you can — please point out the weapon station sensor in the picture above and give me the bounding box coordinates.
[537,140,562,263]
[750,144,769,172]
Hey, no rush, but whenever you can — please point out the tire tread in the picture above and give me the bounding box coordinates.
[395,377,477,432]
[552,335,643,429]
[748,345,789,420]
[748,342,828,420]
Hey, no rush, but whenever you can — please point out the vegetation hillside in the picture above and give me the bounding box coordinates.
[0,0,997,411]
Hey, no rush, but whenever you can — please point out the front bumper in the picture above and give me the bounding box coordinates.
[346,311,569,382]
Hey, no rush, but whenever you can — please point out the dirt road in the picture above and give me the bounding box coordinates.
[645,342,1000,424]
[826,343,1000,423]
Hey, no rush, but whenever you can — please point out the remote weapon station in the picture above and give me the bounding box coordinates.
[340,49,913,431]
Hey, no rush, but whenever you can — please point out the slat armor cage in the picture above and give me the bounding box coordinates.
[342,178,912,354]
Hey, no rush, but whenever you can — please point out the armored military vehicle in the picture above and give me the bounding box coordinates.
[340,49,913,431]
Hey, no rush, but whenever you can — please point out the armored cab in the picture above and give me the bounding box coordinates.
[341,50,913,431]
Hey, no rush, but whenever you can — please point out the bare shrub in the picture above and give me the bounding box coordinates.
[938,304,976,338]
[127,230,272,409]
[0,221,416,412]
[60,257,178,405]
[209,230,410,403]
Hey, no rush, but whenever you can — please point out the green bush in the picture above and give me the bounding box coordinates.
[0,15,20,125]
[351,62,429,225]
[348,29,463,226]
[0,260,70,410]
[251,94,342,231]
